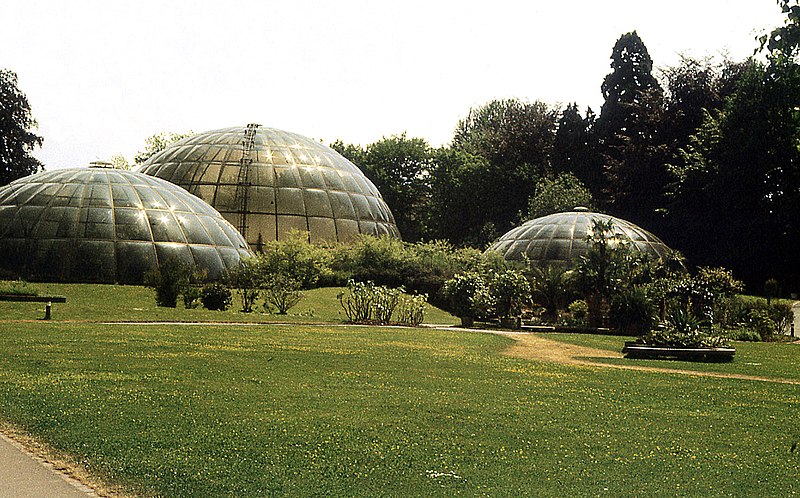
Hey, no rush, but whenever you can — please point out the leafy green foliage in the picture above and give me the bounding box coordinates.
[609,287,657,335]
[0,69,43,186]
[200,283,232,311]
[449,98,558,243]
[258,231,333,289]
[395,293,428,327]
[488,269,531,319]
[527,264,574,318]
[527,172,594,219]
[333,134,433,241]
[133,130,193,165]
[441,272,493,322]
[143,260,194,308]
[263,274,304,315]
[337,279,424,326]
[643,309,729,348]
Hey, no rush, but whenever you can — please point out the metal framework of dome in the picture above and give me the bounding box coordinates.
[0,166,252,284]
[487,208,672,264]
[138,124,400,246]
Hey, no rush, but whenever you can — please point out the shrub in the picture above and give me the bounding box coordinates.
[528,264,573,319]
[441,272,493,326]
[373,285,404,325]
[226,258,264,313]
[609,287,656,336]
[489,270,531,319]
[331,236,505,308]
[144,259,193,308]
[182,286,202,309]
[263,275,304,315]
[201,283,232,311]
[396,293,428,327]
[567,300,588,321]
[338,280,379,323]
[643,310,729,348]
[258,231,333,289]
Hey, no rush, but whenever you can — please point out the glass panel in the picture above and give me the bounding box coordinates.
[302,189,333,217]
[276,188,305,216]
[115,208,152,241]
[148,211,186,243]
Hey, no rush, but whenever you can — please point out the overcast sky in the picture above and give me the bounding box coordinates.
[1,0,786,170]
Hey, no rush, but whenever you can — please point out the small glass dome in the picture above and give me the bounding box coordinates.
[0,167,252,283]
[138,124,400,245]
[487,208,672,264]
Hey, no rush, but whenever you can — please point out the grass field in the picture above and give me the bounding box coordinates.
[0,282,457,325]
[0,284,798,496]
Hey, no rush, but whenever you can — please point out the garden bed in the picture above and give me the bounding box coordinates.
[622,341,735,362]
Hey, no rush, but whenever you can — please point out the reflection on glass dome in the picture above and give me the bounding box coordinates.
[487,208,672,264]
[137,124,400,246]
[0,166,252,284]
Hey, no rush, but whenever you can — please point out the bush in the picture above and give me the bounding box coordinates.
[567,300,588,321]
[144,259,194,308]
[643,310,729,348]
[373,286,404,325]
[331,236,505,308]
[182,286,202,309]
[609,287,656,336]
[201,283,232,311]
[226,258,264,313]
[441,272,493,326]
[489,270,530,319]
[396,293,427,327]
[338,280,379,323]
[263,275,304,315]
[258,231,333,289]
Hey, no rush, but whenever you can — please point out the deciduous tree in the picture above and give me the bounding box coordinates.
[0,69,43,186]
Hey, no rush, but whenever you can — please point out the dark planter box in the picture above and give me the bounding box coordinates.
[623,342,735,362]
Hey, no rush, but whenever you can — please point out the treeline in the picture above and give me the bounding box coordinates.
[333,25,800,293]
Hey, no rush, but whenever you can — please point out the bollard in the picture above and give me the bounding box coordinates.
[44,301,51,320]
[792,322,795,338]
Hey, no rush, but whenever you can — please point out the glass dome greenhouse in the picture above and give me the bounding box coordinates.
[138,124,400,246]
[0,166,252,284]
[487,208,672,265]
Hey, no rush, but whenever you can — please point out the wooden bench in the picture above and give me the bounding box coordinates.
[0,294,67,319]
[623,342,735,362]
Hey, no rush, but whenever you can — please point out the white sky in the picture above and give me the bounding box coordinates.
[1,0,786,170]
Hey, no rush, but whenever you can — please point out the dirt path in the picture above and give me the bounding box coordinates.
[494,331,800,385]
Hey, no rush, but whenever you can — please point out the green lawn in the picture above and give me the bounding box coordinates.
[547,332,800,381]
[0,321,798,496]
[0,282,457,325]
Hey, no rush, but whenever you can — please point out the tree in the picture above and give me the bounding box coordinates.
[333,134,433,242]
[666,58,800,290]
[552,103,604,196]
[426,147,496,246]
[134,130,193,165]
[0,69,43,186]
[109,153,132,170]
[449,98,559,243]
[527,172,594,219]
[595,32,668,226]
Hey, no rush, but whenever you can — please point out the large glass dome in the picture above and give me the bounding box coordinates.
[0,167,252,284]
[138,124,400,245]
[487,208,672,265]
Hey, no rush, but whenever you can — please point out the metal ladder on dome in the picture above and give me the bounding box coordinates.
[236,123,260,240]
